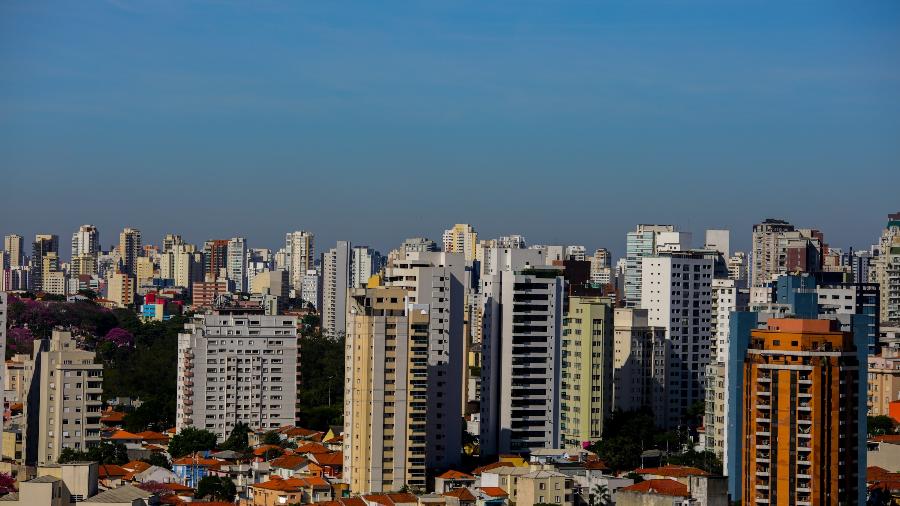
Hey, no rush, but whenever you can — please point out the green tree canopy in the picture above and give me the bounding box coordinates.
[195,476,236,502]
[167,427,218,458]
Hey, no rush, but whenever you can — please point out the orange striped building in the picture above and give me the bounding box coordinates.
[741,318,861,505]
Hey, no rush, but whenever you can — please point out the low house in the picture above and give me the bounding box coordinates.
[476,487,508,506]
[868,435,900,472]
[81,484,154,506]
[247,475,332,506]
[268,454,310,479]
[98,464,128,489]
[172,454,223,488]
[515,469,572,506]
[310,451,343,479]
[361,493,419,506]
[613,479,691,506]
[443,488,476,506]
[435,470,475,493]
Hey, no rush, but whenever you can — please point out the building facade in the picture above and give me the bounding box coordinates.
[176,314,299,440]
[322,241,351,337]
[286,230,315,291]
[611,308,670,428]
[442,224,478,263]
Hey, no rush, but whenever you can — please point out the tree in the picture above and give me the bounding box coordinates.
[195,476,237,502]
[868,415,898,436]
[58,442,128,465]
[219,422,251,453]
[167,427,218,458]
[667,449,723,475]
[297,330,345,429]
[101,327,135,348]
[0,473,15,495]
[589,484,611,506]
[261,431,282,446]
[141,453,171,470]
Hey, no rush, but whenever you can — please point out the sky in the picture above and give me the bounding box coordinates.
[1,0,899,259]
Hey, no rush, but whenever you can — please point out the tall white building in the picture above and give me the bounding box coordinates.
[703,230,730,257]
[383,249,465,469]
[301,269,320,309]
[480,255,564,455]
[118,228,142,277]
[4,234,24,267]
[624,225,690,307]
[322,241,351,337]
[246,248,273,281]
[227,237,248,293]
[640,250,713,424]
[176,314,299,440]
[71,225,100,259]
[285,231,315,291]
[710,278,748,363]
[350,246,382,288]
[23,330,103,465]
[565,245,586,261]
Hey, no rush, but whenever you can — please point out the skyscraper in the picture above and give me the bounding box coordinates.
[873,213,900,324]
[480,260,564,455]
[118,227,142,277]
[285,230,315,291]
[3,234,24,267]
[611,308,670,427]
[227,237,248,292]
[560,295,615,447]
[738,319,863,505]
[350,246,382,288]
[624,224,689,307]
[750,219,824,286]
[202,239,229,281]
[640,250,714,424]
[71,224,100,258]
[321,241,351,337]
[442,224,478,263]
[30,234,59,292]
[343,285,430,494]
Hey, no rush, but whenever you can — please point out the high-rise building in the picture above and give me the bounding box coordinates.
[71,225,100,259]
[868,348,900,418]
[70,254,98,277]
[23,330,103,465]
[750,219,825,287]
[285,230,315,291]
[442,224,478,263]
[560,296,614,447]
[624,224,689,307]
[250,270,289,300]
[611,308,670,428]
[322,241,351,337]
[704,229,730,257]
[118,228,142,277]
[160,243,201,290]
[350,246,382,288]
[641,250,714,423]
[227,237,248,292]
[873,213,900,324]
[4,234,24,267]
[300,269,320,309]
[480,261,564,455]
[565,245,586,261]
[383,249,466,469]
[343,285,434,494]
[107,271,135,307]
[401,237,438,253]
[711,278,748,363]
[727,251,748,285]
[163,234,184,253]
[30,234,59,292]
[176,314,299,440]
[202,239,229,281]
[736,319,863,505]
[246,248,273,281]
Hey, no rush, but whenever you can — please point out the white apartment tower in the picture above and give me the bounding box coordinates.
[176,314,299,440]
[480,260,565,455]
[227,237,248,293]
[351,246,382,288]
[322,241,351,337]
[640,250,714,424]
[118,227,142,277]
[71,225,100,259]
[285,230,315,291]
[383,249,465,469]
[750,218,795,286]
[4,234,24,267]
[624,225,690,307]
[23,330,103,465]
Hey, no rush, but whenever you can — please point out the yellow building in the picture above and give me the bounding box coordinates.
[344,285,429,494]
[107,272,135,308]
[560,296,614,446]
[868,348,900,417]
[515,469,572,506]
[135,256,155,286]
[442,224,478,263]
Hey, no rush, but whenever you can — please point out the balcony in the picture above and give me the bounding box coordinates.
[185,371,194,378]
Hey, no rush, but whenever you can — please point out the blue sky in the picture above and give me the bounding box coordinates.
[1,0,898,258]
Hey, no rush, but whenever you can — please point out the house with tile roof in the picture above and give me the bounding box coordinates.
[247,475,333,506]
[268,454,310,479]
[171,454,223,488]
[443,487,476,506]
[435,470,475,493]
[613,479,690,505]
[360,493,419,506]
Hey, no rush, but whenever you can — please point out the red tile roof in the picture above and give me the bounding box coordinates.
[635,464,710,478]
[363,493,419,506]
[871,434,900,444]
[171,455,222,468]
[471,461,514,476]
[253,475,331,492]
[98,464,128,478]
[313,451,343,466]
[270,454,308,470]
[444,488,476,501]
[438,470,475,480]
[619,479,690,497]
[296,442,330,454]
[253,444,284,457]
[123,461,153,473]
[479,487,508,498]
[108,429,142,440]
[136,430,169,441]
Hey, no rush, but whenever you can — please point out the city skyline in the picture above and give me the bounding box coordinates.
[2,1,899,256]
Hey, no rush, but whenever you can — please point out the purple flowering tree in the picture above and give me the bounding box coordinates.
[101,327,135,348]
[7,327,34,356]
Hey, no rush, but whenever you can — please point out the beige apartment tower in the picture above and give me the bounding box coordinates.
[343,284,429,494]
[23,330,103,465]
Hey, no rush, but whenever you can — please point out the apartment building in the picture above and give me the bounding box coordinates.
[4,234,24,267]
[868,348,900,417]
[176,314,299,440]
[23,330,103,465]
[31,234,59,292]
[442,224,478,263]
[738,319,863,505]
[118,228,142,277]
[624,224,689,307]
[611,308,670,428]
[480,265,565,455]
[351,246,382,288]
[560,296,615,446]
[71,225,100,259]
[343,285,429,494]
[873,213,900,324]
[711,278,748,363]
[286,230,315,291]
[641,250,714,423]
[227,237,248,293]
[383,249,465,469]
[322,241,351,337]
